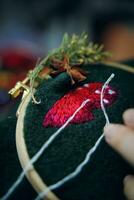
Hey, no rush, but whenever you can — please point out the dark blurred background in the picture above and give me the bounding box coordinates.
[0,0,134,119]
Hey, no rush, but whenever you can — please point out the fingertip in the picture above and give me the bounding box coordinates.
[123,108,134,128]
[104,123,122,144]
[104,123,134,167]
[123,175,134,200]
[124,175,134,185]
[104,123,117,134]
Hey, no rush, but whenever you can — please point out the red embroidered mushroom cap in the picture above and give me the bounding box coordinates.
[43,82,117,127]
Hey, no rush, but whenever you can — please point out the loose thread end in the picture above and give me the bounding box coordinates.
[31,92,41,104]
[30,77,41,105]
[111,73,115,78]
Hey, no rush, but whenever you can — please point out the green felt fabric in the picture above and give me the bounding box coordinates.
[24,63,134,200]
[0,105,36,199]
[0,61,134,200]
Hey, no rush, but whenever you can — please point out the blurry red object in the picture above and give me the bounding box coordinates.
[0,48,37,70]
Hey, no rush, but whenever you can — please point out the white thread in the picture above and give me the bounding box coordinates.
[35,133,104,200]
[100,73,115,125]
[0,99,90,200]
[34,73,115,200]
[1,73,115,200]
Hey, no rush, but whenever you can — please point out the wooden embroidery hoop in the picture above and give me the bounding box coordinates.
[16,62,134,200]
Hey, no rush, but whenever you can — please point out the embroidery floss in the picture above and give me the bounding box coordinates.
[0,99,90,200]
[1,74,115,200]
[34,73,115,200]
[100,73,115,125]
[43,81,117,127]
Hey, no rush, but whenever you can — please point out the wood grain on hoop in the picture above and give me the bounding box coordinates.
[102,61,134,73]
[15,62,133,200]
[16,93,60,200]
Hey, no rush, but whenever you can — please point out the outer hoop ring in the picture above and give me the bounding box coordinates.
[16,94,60,200]
[16,62,134,200]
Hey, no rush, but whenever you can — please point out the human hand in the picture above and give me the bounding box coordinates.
[104,109,134,200]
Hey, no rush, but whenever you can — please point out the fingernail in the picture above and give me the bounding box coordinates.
[104,124,117,143]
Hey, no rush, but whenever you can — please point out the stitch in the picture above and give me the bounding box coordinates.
[35,74,115,200]
[84,83,89,87]
[95,89,101,94]
[43,82,117,127]
[108,89,115,94]
[103,99,109,104]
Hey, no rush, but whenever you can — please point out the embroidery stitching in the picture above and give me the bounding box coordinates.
[43,82,117,127]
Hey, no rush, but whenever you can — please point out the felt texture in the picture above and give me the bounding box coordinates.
[0,106,36,199]
[43,82,117,127]
[0,62,133,200]
[24,63,134,200]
